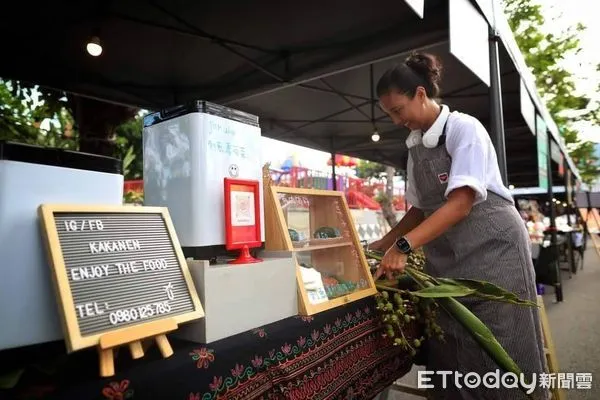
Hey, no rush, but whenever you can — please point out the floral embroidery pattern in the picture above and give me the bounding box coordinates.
[209,376,223,392]
[231,364,244,378]
[252,327,267,338]
[102,379,134,400]
[188,393,200,400]
[190,348,215,369]
[251,355,263,368]
[297,336,306,347]
[294,315,314,323]
[195,302,404,400]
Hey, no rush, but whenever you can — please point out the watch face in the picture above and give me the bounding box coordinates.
[396,238,411,254]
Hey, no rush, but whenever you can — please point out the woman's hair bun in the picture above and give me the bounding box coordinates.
[405,52,442,97]
[376,52,444,98]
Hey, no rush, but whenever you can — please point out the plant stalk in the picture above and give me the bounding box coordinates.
[365,249,534,397]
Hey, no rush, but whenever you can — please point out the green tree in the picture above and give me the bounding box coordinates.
[1,79,144,179]
[502,0,600,184]
[355,160,399,227]
[114,115,145,180]
[8,80,138,157]
[0,79,78,149]
[355,160,386,180]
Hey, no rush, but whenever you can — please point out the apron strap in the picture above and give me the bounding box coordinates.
[437,119,450,146]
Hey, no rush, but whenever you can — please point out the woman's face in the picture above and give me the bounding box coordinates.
[378,87,426,131]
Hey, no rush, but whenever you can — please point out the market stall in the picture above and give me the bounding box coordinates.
[0,0,586,399]
[0,101,420,398]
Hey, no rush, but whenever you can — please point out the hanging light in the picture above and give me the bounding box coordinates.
[371,129,380,142]
[86,36,103,56]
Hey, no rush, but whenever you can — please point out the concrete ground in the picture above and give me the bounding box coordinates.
[376,245,600,400]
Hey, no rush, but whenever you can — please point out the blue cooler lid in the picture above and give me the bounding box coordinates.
[143,100,259,128]
[0,140,122,175]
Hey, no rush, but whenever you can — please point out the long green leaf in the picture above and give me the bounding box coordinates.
[364,249,384,260]
[436,278,538,307]
[439,297,522,373]
[376,279,399,287]
[364,248,533,396]
[437,296,533,396]
[412,284,476,298]
[407,266,441,285]
[375,275,416,289]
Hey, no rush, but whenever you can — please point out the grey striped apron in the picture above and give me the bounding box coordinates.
[409,131,550,400]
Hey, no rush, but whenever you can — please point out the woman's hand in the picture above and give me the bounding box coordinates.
[374,245,408,280]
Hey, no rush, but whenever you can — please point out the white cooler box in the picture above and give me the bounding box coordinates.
[142,101,264,252]
[0,141,124,350]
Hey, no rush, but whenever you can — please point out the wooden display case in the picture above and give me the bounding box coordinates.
[264,183,377,315]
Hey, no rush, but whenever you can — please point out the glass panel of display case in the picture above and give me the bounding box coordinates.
[264,186,377,315]
[276,192,354,249]
[295,246,371,305]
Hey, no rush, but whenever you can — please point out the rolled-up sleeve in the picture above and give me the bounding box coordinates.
[444,120,489,205]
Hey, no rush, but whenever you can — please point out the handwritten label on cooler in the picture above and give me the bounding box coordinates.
[39,206,204,352]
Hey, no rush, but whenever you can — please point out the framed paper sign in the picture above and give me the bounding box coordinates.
[224,178,262,264]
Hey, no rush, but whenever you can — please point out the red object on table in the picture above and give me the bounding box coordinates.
[223,178,262,264]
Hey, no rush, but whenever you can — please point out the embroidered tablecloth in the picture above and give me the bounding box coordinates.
[0,298,414,400]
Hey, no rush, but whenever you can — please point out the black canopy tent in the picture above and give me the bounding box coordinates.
[0,0,581,185]
[0,0,583,301]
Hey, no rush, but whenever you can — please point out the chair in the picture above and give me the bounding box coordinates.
[534,236,561,287]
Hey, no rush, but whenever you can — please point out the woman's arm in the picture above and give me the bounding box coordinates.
[404,186,475,250]
[376,206,424,249]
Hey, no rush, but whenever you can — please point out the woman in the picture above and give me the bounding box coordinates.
[369,53,549,399]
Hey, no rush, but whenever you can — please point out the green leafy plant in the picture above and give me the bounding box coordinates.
[503,0,600,185]
[123,190,144,205]
[365,248,538,396]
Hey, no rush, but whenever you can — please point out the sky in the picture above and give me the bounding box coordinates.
[260,0,600,173]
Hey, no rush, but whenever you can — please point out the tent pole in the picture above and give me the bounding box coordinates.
[547,135,563,302]
[564,161,576,274]
[488,29,508,186]
[330,136,337,191]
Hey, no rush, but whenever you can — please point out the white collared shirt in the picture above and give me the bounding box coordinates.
[405,105,514,208]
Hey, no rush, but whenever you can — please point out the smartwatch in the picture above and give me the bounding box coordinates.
[395,237,412,254]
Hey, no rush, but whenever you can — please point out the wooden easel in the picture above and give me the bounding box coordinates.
[98,319,178,377]
[582,207,600,261]
[385,298,564,399]
[537,295,565,400]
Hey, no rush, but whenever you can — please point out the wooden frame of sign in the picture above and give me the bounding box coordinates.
[38,204,205,377]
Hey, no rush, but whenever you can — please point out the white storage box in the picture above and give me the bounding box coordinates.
[175,251,298,343]
[0,141,124,350]
[143,101,264,248]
